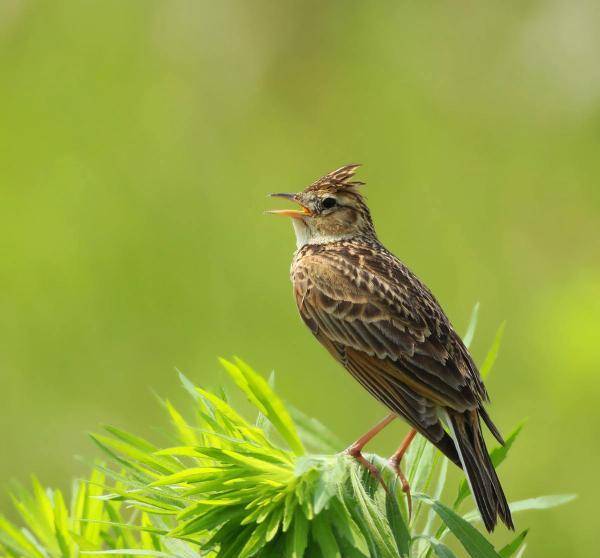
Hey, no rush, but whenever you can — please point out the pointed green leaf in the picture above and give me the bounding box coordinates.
[348,465,398,558]
[463,302,480,349]
[499,530,529,558]
[285,508,308,558]
[164,400,198,446]
[480,322,506,378]
[265,506,283,542]
[221,358,305,456]
[417,495,502,558]
[53,490,72,558]
[328,499,369,556]
[256,371,276,433]
[312,456,347,515]
[288,407,342,453]
[239,518,270,558]
[385,481,410,557]
[90,434,174,477]
[406,434,435,498]
[424,456,448,534]
[312,515,340,558]
[463,494,576,524]
[508,494,576,512]
[427,538,459,558]
[0,515,46,558]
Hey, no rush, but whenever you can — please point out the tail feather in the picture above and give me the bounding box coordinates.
[448,411,514,532]
[479,406,505,445]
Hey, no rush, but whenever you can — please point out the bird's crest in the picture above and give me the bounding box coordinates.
[304,164,365,193]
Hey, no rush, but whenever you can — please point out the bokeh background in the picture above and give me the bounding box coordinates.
[1,1,599,555]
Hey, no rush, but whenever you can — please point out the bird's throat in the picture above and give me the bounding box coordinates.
[291,218,356,248]
[291,219,312,248]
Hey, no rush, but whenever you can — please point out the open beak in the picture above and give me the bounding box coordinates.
[266,192,311,219]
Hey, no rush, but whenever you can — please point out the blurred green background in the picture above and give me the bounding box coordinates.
[1,0,599,555]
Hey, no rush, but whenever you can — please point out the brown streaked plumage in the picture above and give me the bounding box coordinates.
[268,164,513,532]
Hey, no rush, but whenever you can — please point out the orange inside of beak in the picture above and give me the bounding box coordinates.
[267,207,310,219]
[267,194,311,219]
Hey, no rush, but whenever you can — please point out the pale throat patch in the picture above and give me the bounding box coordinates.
[291,218,352,248]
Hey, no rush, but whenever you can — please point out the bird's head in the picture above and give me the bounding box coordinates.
[268,164,376,247]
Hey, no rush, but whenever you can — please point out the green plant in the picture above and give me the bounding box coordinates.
[0,309,574,558]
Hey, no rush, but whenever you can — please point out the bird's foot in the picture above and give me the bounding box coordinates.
[388,454,412,519]
[345,444,390,495]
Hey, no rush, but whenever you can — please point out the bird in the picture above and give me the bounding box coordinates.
[267,164,514,532]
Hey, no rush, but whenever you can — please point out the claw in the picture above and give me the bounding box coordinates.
[346,445,391,496]
[388,454,412,519]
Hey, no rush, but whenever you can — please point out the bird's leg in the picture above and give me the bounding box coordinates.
[345,413,396,491]
[388,428,417,518]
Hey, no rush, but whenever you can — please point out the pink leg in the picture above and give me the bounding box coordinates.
[388,429,417,517]
[345,414,396,491]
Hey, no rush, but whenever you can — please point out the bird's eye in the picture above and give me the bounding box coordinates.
[322,197,337,209]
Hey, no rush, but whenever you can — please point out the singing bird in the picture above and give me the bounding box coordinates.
[268,164,513,532]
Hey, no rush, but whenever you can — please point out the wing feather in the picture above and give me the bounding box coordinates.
[292,244,489,421]
[299,281,476,412]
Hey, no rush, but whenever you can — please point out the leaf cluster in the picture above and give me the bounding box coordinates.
[0,308,575,558]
